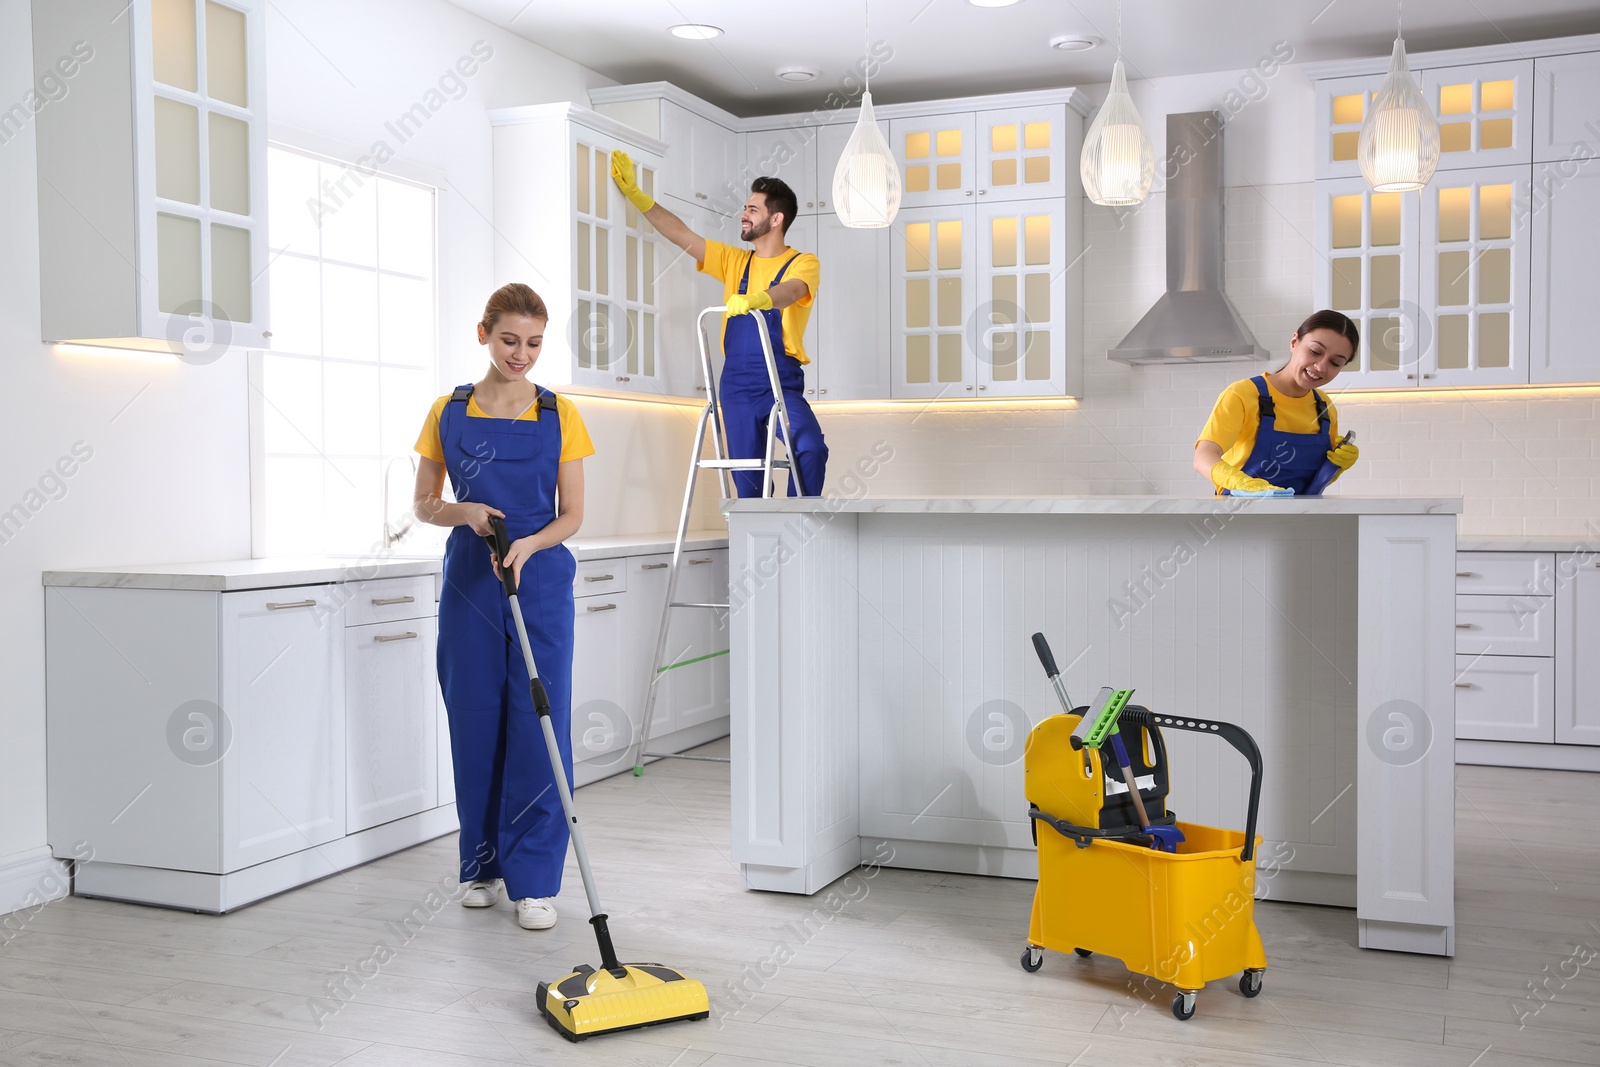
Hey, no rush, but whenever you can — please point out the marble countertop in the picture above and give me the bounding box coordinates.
[723,496,1462,517]
[43,530,730,591]
[1457,537,1600,553]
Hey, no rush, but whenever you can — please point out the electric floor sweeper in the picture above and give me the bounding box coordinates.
[486,517,709,1040]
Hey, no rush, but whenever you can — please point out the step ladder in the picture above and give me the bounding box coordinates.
[628,305,805,775]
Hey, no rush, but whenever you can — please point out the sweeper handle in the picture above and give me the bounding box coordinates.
[483,515,626,978]
[1120,709,1264,863]
[1031,633,1080,738]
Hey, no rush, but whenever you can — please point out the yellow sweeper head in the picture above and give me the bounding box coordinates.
[539,961,709,1041]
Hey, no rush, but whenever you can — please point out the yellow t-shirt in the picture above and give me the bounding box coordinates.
[1197,376,1340,471]
[414,390,596,465]
[700,239,821,365]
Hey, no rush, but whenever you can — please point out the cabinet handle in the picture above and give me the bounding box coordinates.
[965,190,973,196]
[818,200,826,207]
[586,603,618,613]
[689,557,713,565]
[978,189,987,196]
[261,330,273,339]
[965,385,973,390]
[819,388,827,395]
[1456,571,1474,578]
[266,599,315,610]
[375,631,419,643]
[696,385,708,391]
[1456,622,1473,629]
[696,192,707,200]
[616,375,631,382]
[372,595,415,606]
[584,574,615,582]
[1423,373,1435,379]
[641,563,669,570]
[978,384,987,390]
[1455,682,1472,688]
[806,201,814,208]
[1406,374,1416,380]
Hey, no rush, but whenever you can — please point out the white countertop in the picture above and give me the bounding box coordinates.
[42,530,729,591]
[1457,537,1600,553]
[723,495,1463,516]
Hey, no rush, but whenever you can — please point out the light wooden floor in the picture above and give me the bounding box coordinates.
[2,749,1597,1067]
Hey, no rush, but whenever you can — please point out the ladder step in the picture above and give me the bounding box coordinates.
[641,751,731,764]
[698,458,790,470]
[670,601,729,610]
[657,648,730,673]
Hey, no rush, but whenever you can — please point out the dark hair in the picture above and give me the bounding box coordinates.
[750,176,798,236]
[1294,309,1360,361]
[480,282,548,333]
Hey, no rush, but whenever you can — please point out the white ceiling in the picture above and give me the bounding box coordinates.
[448,0,1600,114]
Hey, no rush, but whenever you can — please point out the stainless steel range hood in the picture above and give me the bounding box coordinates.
[1109,111,1267,365]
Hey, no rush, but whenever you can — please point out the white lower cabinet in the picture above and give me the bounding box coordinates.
[345,615,439,834]
[44,567,455,913]
[570,547,731,787]
[1456,548,1600,765]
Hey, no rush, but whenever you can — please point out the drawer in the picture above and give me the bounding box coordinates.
[345,575,436,626]
[574,558,626,598]
[1456,552,1552,595]
[1455,654,1554,743]
[1455,594,1553,656]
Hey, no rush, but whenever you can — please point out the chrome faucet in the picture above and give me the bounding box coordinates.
[383,455,417,547]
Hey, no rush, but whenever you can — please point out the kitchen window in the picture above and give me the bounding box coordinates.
[251,143,444,557]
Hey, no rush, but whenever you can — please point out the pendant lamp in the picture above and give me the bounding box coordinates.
[832,3,901,228]
[1079,3,1152,207]
[1357,32,1440,192]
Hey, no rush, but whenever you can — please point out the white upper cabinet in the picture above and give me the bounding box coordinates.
[1421,60,1534,170]
[1313,72,1384,181]
[1530,160,1600,384]
[33,0,270,353]
[661,101,742,214]
[1532,51,1600,163]
[746,126,824,214]
[892,114,978,208]
[975,105,1068,202]
[1311,179,1421,387]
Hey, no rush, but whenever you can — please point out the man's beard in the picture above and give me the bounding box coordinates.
[741,217,771,241]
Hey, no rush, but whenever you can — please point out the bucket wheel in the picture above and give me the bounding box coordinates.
[1020,946,1043,972]
[1172,992,1197,1020]
[1239,969,1264,997]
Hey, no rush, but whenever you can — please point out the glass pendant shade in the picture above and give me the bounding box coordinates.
[1080,59,1153,206]
[1358,37,1440,192]
[832,91,902,228]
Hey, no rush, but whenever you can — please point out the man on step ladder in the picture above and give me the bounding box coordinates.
[610,151,828,497]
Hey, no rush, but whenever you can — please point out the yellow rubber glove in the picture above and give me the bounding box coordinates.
[1326,441,1359,471]
[725,290,774,317]
[609,150,654,214]
[1209,459,1285,495]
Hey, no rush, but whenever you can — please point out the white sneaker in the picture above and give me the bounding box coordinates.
[460,879,502,908]
[516,897,557,930]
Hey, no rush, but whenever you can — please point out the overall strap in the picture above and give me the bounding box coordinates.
[449,384,474,404]
[537,387,558,415]
[1251,375,1274,422]
[1312,389,1330,433]
[738,252,754,295]
[771,252,802,284]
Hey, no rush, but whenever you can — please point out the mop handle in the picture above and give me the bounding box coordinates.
[1030,633,1077,719]
[1107,730,1153,829]
[485,518,621,972]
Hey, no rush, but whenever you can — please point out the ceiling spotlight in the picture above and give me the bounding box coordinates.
[969,0,1022,7]
[668,24,723,40]
[1050,34,1102,52]
[776,65,820,82]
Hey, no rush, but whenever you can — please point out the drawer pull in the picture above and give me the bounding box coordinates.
[375,631,419,643]
[266,599,316,610]
[641,563,669,570]
[1456,623,1473,629]
[1455,571,1474,578]
[689,558,713,565]
[586,603,618,613]
[1455,682,1472,689]
[372,595,415,606]
[584,574,615,583]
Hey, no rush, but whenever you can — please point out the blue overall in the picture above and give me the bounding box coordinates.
[437,385,575,899]
[721,252,829,497]
[1227,375,1332,495]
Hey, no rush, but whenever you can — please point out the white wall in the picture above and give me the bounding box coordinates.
[816,59,1600,539]
[0,0,707,884]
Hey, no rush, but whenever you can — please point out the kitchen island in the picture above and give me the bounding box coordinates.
[724,496,1460,956]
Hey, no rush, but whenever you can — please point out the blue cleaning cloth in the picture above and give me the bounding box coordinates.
[1223,488,1295,497]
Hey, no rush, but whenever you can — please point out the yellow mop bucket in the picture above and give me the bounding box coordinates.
[1020,707,1267,1021]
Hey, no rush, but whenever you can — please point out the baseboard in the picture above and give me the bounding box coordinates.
[0,846,71,923]
[1456,739,1600,772]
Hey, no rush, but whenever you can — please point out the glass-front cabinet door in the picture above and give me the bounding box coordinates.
[137,0,269,348]
[976,106,1066,202]
[1313,73,1383,180]
[1421,61,1534,171]
[891,115,976,208]
[1421,165,1531,387]
[975,201,1065,396]
[1312,178,1420,387]
[892,207,974,398]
